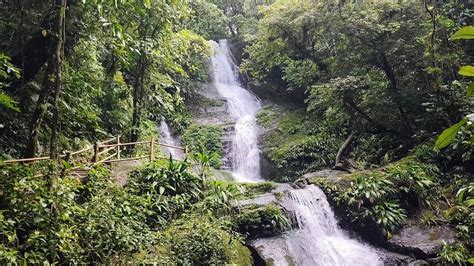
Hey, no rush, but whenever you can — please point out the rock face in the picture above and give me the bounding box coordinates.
[237,183,293,207]
[250,235,296,266]
[388,225,456,258]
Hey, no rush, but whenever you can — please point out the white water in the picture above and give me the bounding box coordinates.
[210,40,262,182]
[158,120,183,160]
[281,185,382,266]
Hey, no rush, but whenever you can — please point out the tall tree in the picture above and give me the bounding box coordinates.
[49,0,67,159]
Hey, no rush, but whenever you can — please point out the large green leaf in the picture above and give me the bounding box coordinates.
[435,118,468,150]
[459,66,474,77]
[450,26,474,40]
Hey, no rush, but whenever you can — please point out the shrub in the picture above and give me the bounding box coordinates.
[387,161,438,211]
[182,125,223,167]
[337,174,407,237]
[438,243,469,265]
[268,135,337,181]
[143,216,252,265]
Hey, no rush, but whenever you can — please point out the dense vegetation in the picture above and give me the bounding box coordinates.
[0,0,473,264]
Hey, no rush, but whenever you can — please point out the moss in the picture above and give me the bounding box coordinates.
[233,204,291,239]
[241,182,277,198]
[256,107,277,128]
[229,241,253,266]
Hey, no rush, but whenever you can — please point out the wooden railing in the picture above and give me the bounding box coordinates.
[2,135,188,165]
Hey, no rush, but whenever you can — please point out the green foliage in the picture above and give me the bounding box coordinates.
[182,124,223,167]
[268,135,337,182]
[328,160,442,237]
[191,150,221,179]
[387,162,438,210]
[0,53,20,112]
[435,25,474,151]
[196,180,244,216]
[258,106,339,181]
[233,204,290,239]
[0,156,250,264]
[453,182,474,246]
[186,1,229,40]
[143,215,251,265]
[244,0,473,170]
[0,1,211,157]
[438,243,470,265]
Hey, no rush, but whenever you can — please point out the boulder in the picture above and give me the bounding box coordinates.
[388,225,456,258]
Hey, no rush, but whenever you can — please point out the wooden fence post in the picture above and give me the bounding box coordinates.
[65,151,71,162]
[93,143,99,162]
[185,145,189,158]
[116,135,121,160]
[149,139,155,162]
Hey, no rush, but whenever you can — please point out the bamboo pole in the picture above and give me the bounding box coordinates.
[97,146,115,156]
[116,135,121,160]
[98,152,117,163]
[3,156,50,163]
[100,140,150,148]
[149,139,155,162]
[103,156,148,163]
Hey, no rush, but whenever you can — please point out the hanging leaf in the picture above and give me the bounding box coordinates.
[450,26,474,40]
[0,91,19,112]
[435,118,468,150]
[467,81,474,97]
[459,66,474,77]
[143,0,151,9]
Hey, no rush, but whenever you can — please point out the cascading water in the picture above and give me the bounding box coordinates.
[281,185,382,266]
[158,120,183,160]
[209,40,381,265]
[210,40,262,182]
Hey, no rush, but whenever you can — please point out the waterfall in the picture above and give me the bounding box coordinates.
[281,185,382,266]
[158,120,183,160]
[210,39,262,182]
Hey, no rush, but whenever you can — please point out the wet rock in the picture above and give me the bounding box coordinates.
[249,236,296,266]
[302,169,348,179]
[237,183,292,207]
[388,225,456,258]
[375,248,421,265]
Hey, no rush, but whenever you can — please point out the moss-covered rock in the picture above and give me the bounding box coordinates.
[233,204,291,239]
[257,105,339,182]
[240,182,278,198]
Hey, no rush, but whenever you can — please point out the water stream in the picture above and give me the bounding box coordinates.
[210,40,262,182]
[158,120,183,160]
[277,185,382,265]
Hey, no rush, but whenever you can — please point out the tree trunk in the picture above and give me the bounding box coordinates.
[379,51,413,138]
[24,60,54,158]
[343,96,401,136]
[130,57,146,144]
[334,132,354,171]
[49,0,67,159]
